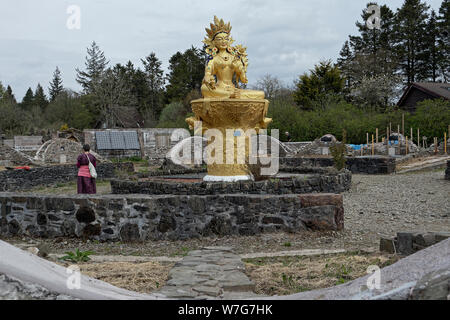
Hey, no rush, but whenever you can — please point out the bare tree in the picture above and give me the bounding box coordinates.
[254,74,283,100]
[91,66,136,128]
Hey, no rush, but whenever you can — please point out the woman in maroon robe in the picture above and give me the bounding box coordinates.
[77,144,97,194]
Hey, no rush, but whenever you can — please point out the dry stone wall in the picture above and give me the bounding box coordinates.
[0,163,134,192]
[280,156,396,174]
[111,170,352,195]
[0,193,344,241]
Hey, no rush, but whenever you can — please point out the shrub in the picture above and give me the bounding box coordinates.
[157,101,190,129]
[410,99,450,143]
[330,130,347,170]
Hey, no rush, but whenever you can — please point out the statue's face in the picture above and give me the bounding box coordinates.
[213,32,230,50]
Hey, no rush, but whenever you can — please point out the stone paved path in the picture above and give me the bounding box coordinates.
[156,246,262,299]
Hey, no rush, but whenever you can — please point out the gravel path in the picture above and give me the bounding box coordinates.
[343,169,450,247]
[4,169,449,256]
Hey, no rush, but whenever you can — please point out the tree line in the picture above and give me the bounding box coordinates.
[0,0,448,143]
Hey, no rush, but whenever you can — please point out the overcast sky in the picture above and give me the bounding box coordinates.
[0,0,443,100]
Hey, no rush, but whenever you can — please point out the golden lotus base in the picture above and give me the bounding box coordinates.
[187,98,272,181]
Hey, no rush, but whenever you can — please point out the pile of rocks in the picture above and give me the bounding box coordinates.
[34,138,103,164]
[0,145,35,166]
[294,134,342,156]
[380,231,450,255]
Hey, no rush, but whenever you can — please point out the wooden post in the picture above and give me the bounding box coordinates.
[434,137,438,154]
[445,131,447,154]
[402,113,405,137]
[406,136,408,154]
[390,122,392,134]
[366,132,369,146]
[376,128,378,143]
[410,127,413,144]
[361,144,363,156]
[387,126,389,146]
[372,135,374,155]
[417,128,420,147]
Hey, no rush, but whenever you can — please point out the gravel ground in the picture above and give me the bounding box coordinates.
[4,169,449,256]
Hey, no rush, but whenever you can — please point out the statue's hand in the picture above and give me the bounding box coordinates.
[240,75,248,84]
[230,87,241,99]
[204,75,216,90]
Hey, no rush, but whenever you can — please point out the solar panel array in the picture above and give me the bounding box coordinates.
[95,131,140,150]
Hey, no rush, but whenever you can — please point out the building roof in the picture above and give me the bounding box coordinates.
[398,82,450,106]
[95,130,140,150]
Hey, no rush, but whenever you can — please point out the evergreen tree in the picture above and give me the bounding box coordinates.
[0,81,5,100]
[337,40,354,91]
[165,46,206,103]
[21,87,34,110]
[76,41,109,93]
[418,10,442,82]
[338,3,399,106]
[293,60,345,110]
[346,3,397,80]
[393,0,430,85]
[350,3,396,55]
[437,0,450,82]
[49,66,64,101]
[34,83,48,110]
[2,85,17,104]
[141,52,165,117]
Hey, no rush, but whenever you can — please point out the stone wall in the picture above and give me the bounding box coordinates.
[280,156,396,174]
[0,163,134,192]
[111,170,352,196]
[445,160,450,180]
[0,193,343,241]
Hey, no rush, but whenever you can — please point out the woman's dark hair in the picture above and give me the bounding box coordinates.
[83,144,90,152]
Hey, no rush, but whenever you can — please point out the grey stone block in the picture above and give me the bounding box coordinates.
[397,232,415,255]
[380,237,396,253]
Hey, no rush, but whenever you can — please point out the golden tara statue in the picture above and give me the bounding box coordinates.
[201,16,265,99]
[187,16,272,182]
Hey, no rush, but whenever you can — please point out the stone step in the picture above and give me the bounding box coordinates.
[157,246,262,299]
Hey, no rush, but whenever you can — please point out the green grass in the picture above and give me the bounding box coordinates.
[59,249,95,263]
[24,179,111,195]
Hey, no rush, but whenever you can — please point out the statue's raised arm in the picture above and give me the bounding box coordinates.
[201,16,264,99]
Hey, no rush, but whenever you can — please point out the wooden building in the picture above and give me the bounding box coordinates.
[398,82,450,113]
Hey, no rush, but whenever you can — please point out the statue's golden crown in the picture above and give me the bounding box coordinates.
[205,16,232,40]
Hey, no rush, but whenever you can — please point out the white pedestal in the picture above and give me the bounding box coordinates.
[203,175,253,182]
